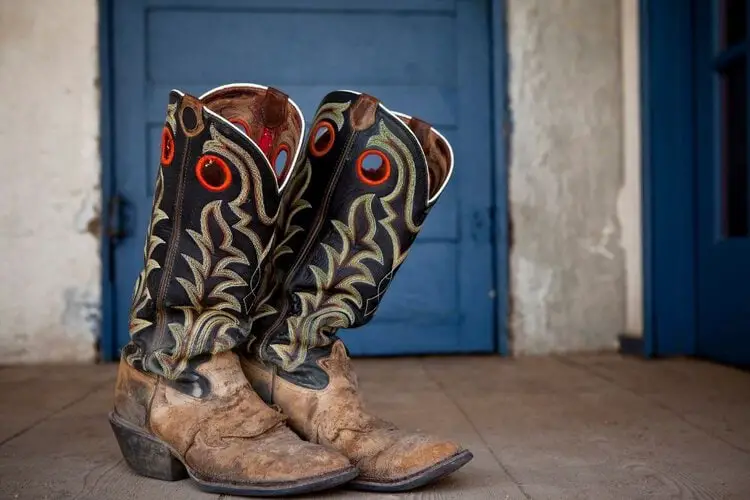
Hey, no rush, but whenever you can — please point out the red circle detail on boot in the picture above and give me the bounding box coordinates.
[309,121,335,157]
[160,126,175,166]
[195,154,232,192]
[356,150,391,186]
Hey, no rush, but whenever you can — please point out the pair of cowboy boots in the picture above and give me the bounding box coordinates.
[109,83,471,496]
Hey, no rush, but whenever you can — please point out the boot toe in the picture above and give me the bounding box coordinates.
[262,437,354,481]
[185,427,355,486]
[360,432,465,482]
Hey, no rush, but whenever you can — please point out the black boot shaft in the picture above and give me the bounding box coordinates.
[255,90,454,376]
[124,87,302,396]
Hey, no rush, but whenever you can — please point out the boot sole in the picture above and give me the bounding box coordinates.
[109,412,358,496]
[348,449,473,492]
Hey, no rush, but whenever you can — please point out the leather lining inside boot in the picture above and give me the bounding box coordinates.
[200,85,303,181]
[397,115,452,199]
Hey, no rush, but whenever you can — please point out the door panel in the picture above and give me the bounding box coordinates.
[147,11,457,84]
[695,0,750,365]
[111,0,496,356]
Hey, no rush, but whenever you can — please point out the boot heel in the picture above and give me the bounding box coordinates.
[109,412,188,481]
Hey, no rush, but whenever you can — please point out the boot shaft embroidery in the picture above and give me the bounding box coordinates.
[254,91,454,373]
[124,86,305,395]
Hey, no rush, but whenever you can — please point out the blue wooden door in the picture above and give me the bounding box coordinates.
[694,0,750,365]
[108,0,497,357]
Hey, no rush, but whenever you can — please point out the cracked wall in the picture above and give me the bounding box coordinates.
[0,0,100,363]
[507,0,625,354]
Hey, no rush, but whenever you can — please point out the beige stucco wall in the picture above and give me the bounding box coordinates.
[507,0,626,354]
[619,0,643,337]
[0,0,101,363]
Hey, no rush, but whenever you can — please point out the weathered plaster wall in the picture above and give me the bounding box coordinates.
[507,0,625,354]
[619,0,643,337]
[0,0,101,363]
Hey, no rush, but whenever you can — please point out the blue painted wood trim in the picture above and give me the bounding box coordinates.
[639,0,654,357]
[455,0,496,354]
[99,0,117,361]
[490,0,510,355]
[713,41,747,70]
[639,0,698,357]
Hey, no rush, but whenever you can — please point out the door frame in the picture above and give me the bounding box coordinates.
[99,0,116,362]
[639,0,699,357]
[491,0,511,356]
[97,0,511,361]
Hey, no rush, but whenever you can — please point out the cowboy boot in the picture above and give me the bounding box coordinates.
[109,84,357,496]
[240,90,472,492]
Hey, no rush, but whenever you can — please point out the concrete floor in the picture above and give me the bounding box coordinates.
[1,353,749,499]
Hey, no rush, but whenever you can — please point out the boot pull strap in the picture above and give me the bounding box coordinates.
[260,87,288,129]
[177,94,205,138]
[257,88,288,157]
[350,94,379,131]
[260,89,298,188]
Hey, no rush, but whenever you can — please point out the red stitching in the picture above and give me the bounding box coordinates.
[160,126,175,166]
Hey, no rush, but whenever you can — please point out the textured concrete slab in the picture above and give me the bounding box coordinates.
[1,354,748,499]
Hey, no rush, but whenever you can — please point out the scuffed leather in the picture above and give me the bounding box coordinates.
[241,341,463,483]
[113,357,157,428]
[114,352,352,484]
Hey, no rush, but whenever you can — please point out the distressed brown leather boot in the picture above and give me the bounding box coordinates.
[109,84,357,496]
[240,90,472,492]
